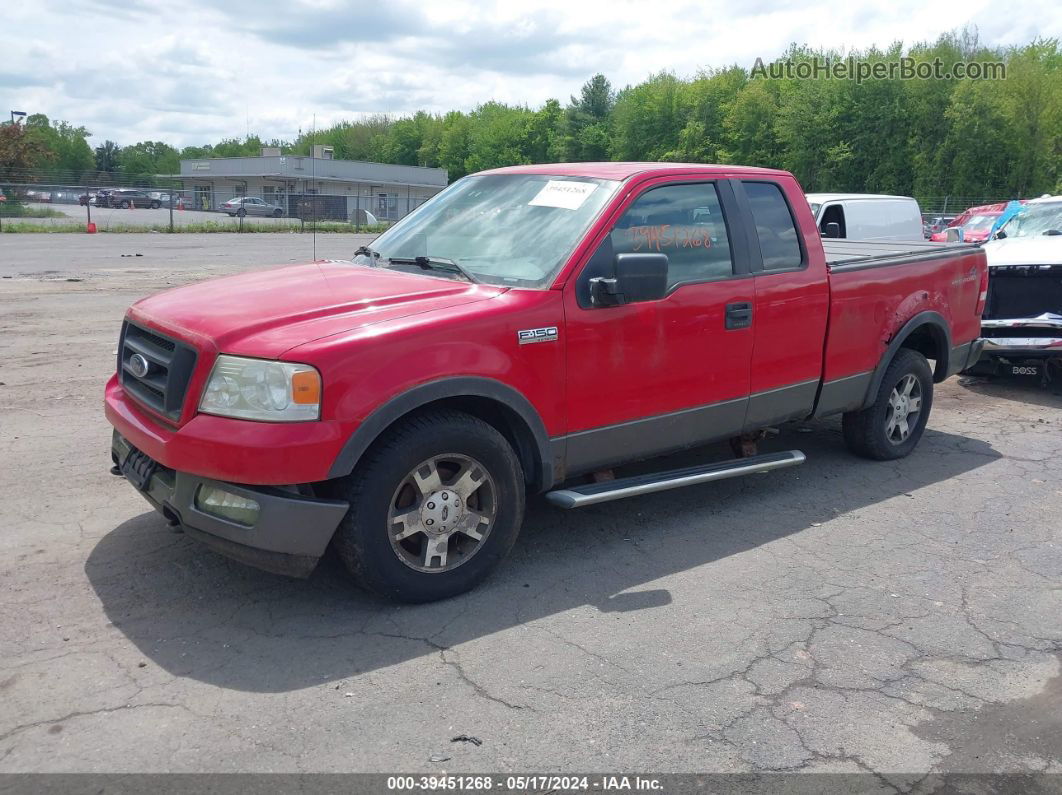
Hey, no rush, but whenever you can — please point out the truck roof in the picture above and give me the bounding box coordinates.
[476,162,792,181]
[805,193,917,203]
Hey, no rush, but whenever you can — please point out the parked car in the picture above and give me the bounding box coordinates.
[967,196,1062,382]
[96,189,161,209]
[106,163,986,602]
[923,215,958,237]
[220,197,285,217]
[805,193,924,241]
[928,202,1026,242]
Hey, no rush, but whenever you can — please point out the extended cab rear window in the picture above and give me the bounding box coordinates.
[743,182,803,271]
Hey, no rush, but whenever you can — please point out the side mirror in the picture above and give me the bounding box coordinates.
[994,229,1007,240]
[589,253,669,307]
[822,222,841,239]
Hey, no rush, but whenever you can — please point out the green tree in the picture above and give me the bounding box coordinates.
[94,140,122,174]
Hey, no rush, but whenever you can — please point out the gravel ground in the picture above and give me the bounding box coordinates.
[0,234,1060,783]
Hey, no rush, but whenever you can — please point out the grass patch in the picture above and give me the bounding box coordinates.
[2,221,390,234]
[0,205,68,219]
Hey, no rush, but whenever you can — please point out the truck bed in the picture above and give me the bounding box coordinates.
[824,239,975,270]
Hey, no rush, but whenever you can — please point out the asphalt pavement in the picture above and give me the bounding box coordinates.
[0,234,1059,781]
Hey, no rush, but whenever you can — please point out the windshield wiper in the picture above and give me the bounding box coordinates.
[387,255,480,284]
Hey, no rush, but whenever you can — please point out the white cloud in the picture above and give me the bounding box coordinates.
[1,0,1057,147]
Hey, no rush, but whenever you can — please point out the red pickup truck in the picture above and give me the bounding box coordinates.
[106,163,987,601]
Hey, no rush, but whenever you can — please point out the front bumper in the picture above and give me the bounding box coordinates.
[980,335,1062,358]
[112,431,349,577]
[105,374,349,485]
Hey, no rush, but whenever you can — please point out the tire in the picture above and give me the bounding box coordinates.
[227,213,236,217]
[331,410,525,602]
[273,209,283,217]
[119,201,129,209]
[150,200,161,209]
[236,208,246,217]
[842,348,933,460]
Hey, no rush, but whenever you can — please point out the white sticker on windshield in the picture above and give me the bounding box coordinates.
[528,180,597,210]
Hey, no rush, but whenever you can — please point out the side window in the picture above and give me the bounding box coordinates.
[819,204,846,238]
[743,181,803,271]
[610,182,734,289]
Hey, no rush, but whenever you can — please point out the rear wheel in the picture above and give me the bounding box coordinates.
[843,348,933,460]
[150,200,161,209]
[331,410,525,602]
[272,208,283,217]
[119,200,129,209]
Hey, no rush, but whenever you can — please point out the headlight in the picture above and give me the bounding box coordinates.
[199,355,321,422]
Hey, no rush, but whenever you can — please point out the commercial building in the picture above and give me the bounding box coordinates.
[177,146,448,221]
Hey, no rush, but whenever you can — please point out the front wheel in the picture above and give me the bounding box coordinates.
[272,208,283,217]
[236,208,246,217]
[843,348,933,460]
[331,410,525,602]
[150,200,161,209]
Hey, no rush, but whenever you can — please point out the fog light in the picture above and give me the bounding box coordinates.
[195,485,260,527]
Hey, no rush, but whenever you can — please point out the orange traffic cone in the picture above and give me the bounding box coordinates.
[128,199,134,210]
[86,222,97,234]
[177,196,184,211]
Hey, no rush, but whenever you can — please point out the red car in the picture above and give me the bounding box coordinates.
[106,162,987,601]
[929,202,1026,243]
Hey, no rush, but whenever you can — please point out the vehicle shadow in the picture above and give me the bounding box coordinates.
[85,418,1000,693]
[957,375,1062,409]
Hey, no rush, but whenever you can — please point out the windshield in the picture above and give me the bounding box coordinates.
[964,214,998,232]
[1000,202,1062,238]
[354,174,620,287]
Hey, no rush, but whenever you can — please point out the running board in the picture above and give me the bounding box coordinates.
[544,450,806,509]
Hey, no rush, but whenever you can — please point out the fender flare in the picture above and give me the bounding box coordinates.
[861,311,952,409]
[326,376,555,490]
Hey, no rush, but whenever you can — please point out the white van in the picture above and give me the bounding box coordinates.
[805,193,924,242]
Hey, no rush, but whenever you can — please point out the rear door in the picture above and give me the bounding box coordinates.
[735,178,830,429]
[561,177,756,473]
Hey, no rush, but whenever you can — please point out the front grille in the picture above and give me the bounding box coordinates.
[984,264,1062,320]
[118,321,197,421]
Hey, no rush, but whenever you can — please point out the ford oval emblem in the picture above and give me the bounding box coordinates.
[129,353,150,378]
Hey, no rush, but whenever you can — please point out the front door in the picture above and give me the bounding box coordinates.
[561,179,756,474]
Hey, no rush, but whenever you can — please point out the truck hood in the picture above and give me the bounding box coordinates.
[128,261,506,359]
[982,236,1062,267]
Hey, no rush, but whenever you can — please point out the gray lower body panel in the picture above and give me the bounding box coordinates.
[745,379,819,429]
[562,397,748,476]
[814,371,873,418]
[112,432,349,578]
[947,340,979,378]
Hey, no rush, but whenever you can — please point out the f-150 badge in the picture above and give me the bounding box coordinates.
[517,327,559,345]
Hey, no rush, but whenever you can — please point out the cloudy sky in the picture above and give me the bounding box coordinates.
[3,0,1058,148]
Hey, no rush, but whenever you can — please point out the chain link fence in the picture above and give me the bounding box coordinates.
[0,176,432,233]
[0,171,1029,237]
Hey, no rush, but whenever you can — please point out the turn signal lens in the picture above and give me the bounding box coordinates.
[291,370,321,405]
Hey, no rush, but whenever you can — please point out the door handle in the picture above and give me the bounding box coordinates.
[725,302,752,330]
